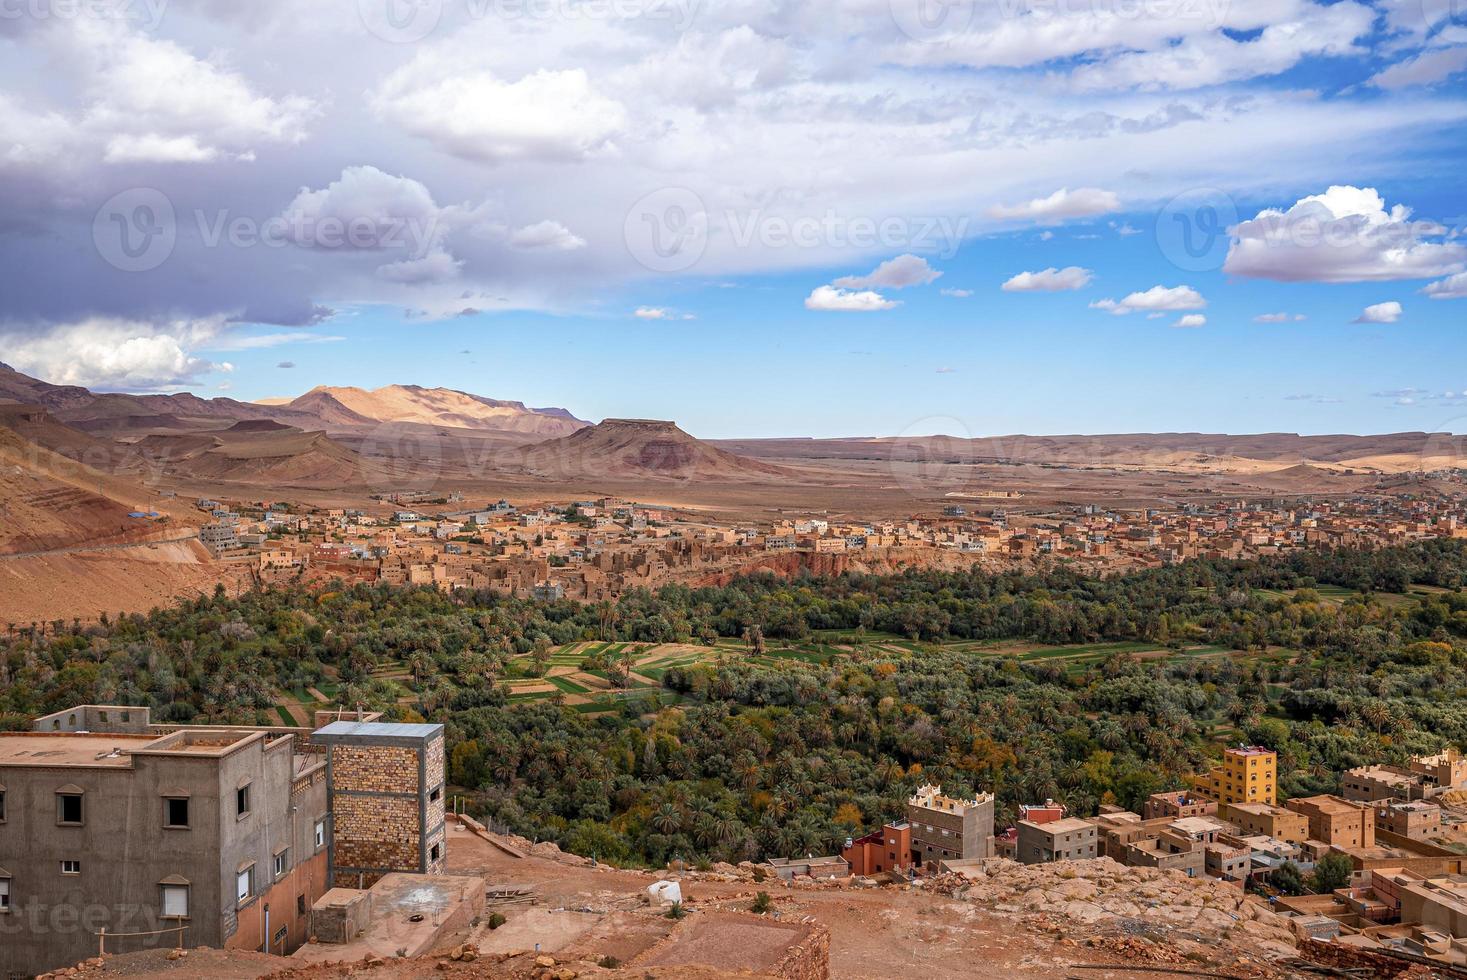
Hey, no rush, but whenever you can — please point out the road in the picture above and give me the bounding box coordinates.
[0,532,200,562]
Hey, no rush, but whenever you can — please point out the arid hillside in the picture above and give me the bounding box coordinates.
[272,384,588,436]
[508,419,799,482]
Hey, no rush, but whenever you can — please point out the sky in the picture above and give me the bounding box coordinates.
[0,0,1465,438]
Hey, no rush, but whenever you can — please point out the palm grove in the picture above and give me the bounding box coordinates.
[4,541,1467,875]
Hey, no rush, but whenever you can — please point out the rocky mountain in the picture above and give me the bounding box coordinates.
[509,418,795,482]
[273,384,588,437]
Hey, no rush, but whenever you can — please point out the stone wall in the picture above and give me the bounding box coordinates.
[331,744,420,793]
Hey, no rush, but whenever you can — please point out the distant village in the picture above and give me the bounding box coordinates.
[187,488,1467,600]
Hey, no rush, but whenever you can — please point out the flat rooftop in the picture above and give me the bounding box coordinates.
[313,720,442,740]
[0,732,158,768]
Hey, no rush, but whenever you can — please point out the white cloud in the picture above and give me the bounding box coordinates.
[1066,2,1375,92]
[0,315,232,390]
[373,66,625,164]
[1174,314,1208,328]
[833,254,941,289]
[1001,266,1094,292]
[1254,312,1309,323]
[632,306,696,320]
[279,165,443,251]
[1091,285,1206,315]
[987,187,1120,224]
[804,285,899,312]
[376,249,463,284]
[1354,301,1403,324]
[1423,272,1467,299]
[940,288,973,298]
[1224,185,1467,282]
[1370,46,1467,90]
[510,220,587,251]
[205,331,346,351]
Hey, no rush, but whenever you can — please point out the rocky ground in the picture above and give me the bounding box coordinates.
[41,825,1317,980]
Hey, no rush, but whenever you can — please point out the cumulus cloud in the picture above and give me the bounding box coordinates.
[1354,301,1403,324]
[279,165,444,252]
[987,188,1120,224]
[1423,272,1467,299]
[940,288,973,298]
[1001,266,1094,292]
[1254,312,1309,323]
[804,285,899,312]
[0,315,232,390]
[372,66,625,164]
[509,220,587,251]
[277,361,295,369]
[1091,285,1205,315]
[1223,186,1467,282]
[833,254,941,289]
[1175,314,1208,328]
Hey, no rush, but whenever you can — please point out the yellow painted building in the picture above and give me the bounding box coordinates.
[1203,746,1277,805]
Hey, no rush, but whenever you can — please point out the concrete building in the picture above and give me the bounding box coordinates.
[1376,800,1444,841]
[0,706,331,976]
[1017,817,1098,865]
[840,822,912,877]
[313,721,446,890]
[1202,746,1277,806]
[1220,801,1309,844]
[1143,791,1218,821]
[905,784,994,867]
[1125,829,1204,877]
[0,706,445,978]
[1286,795,1376,849]
[1342,751,1467,803]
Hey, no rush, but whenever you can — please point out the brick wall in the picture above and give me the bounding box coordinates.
[332,744,420,792]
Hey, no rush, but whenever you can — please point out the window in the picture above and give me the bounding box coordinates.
[61,860,80,875]
[273,850,289,878]
[429,787,441,802]
[161,884,189,918]
[236,784,251,818]
[0,789,5,822]
[314,820,326,849]
[0,877,9,910]
[297,895,306,915]
[165,798,190,829]
[57,793,83,825]
[236,866,254,905]
[429,843,441,863]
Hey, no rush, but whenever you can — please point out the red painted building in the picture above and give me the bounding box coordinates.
[841,822,913,876]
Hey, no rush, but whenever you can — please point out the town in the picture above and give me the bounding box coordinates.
[189,487,1467,603]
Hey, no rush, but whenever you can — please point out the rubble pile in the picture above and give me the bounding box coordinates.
[950,857,1299,962]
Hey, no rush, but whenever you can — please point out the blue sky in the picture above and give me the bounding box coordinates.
[2,0,1466,438]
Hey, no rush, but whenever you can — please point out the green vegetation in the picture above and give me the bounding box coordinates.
[3,541,1467,873]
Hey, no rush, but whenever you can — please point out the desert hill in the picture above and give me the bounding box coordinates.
[0,409,184,556]
[277,384,588,436]
[123,425,366,489]
[510,418,796,482]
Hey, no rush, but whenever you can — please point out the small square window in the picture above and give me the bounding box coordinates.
[314,820,326,849]
[236,866,254,905]
[429,787,441,802]
[0,789,6,822]
[161,884,189,918]
[236,785,251,818]
[165,798,190,828]
[58,793,83,825]
[273,850,288,878]
[430,843,441,862]
[61,860,81,875]
[0,877,9,910]
[297,894,306,915]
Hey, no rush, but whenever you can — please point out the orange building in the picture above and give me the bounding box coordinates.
[841,822,913,876]
[1203,746,1277,805]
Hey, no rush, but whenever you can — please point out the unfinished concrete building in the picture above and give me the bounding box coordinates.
[905,784,994,868]
[1017,817,1098,864]
[0,705,444,978]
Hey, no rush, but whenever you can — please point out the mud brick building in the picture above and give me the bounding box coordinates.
[314,721,446,889]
